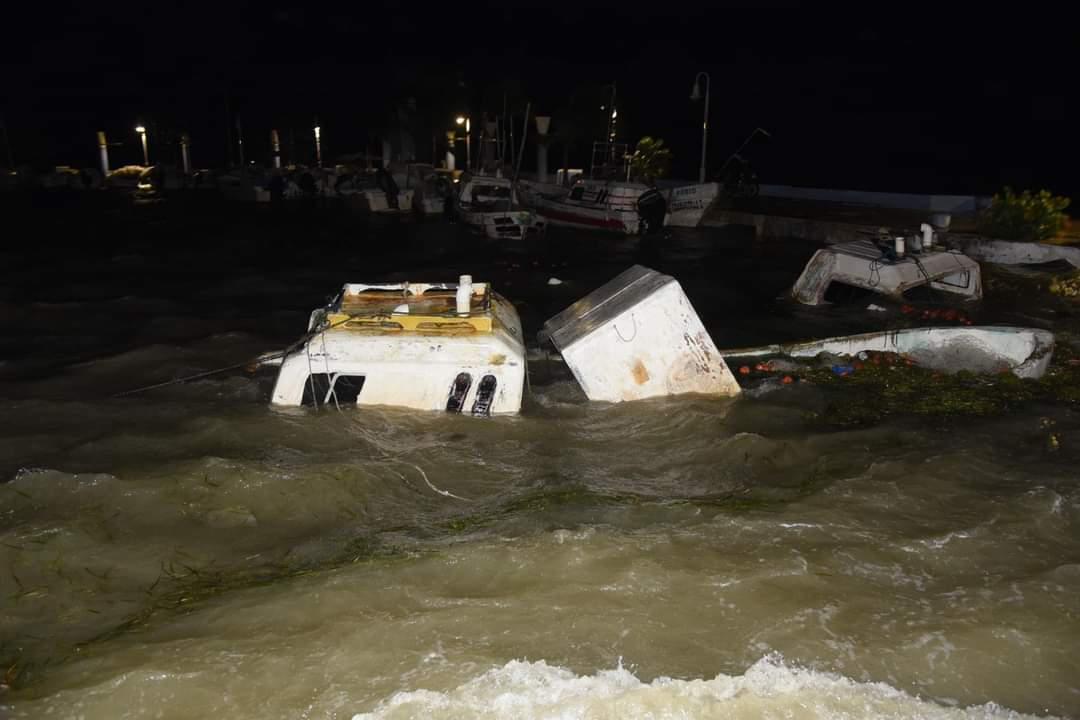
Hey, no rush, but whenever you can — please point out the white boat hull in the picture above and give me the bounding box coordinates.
[460,209,546,240]
[522,180,646,235]
[351,189,415,214]
[722,326,1055,379]
[664,182,720,227]
[271,288,526,414]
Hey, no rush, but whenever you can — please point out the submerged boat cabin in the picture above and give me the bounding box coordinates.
[270,278,526,414]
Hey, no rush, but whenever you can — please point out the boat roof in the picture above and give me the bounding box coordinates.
[325,282,501,335]
[539,265,674,349]
[462,174,512,187]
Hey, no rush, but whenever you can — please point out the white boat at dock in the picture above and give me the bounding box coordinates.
[263,278,526,414]
[456,174,546,240]
[407,164,459,216]
[519,177,718,234]
[337,168,414,213]
[664,181,721,227]
[520,178,654,234]
[721,325,1055,379]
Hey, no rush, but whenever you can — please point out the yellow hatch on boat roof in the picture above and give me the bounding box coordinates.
[326,281,495,334]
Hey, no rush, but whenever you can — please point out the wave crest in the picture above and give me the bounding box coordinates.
[351,656,1050,720]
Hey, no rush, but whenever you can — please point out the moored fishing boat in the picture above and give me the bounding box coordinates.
[664,181,721,227]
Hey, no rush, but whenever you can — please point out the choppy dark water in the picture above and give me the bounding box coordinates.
[1,193,1078,719]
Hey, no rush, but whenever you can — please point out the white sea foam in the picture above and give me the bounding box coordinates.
[350,656,1052,720]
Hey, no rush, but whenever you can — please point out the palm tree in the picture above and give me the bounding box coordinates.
[629,137,672,186]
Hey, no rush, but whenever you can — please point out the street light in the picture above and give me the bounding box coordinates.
[456,115,471,171]
[135,124,149,165]
[314,122,322,168]
[690,71,711,184]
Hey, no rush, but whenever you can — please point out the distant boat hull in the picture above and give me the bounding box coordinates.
[664,182,720,227]
[520,179,720,233]
[522,180,646,235]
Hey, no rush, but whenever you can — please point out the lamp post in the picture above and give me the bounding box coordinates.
[690,71,711,184]
[271,129,281,169]
[97,131,110,175]
[135,124,149,165]
[179,133,191,174]
[314,121,322,168]
[456,115,470,171]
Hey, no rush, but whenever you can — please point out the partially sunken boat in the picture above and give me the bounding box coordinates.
[722,326,1055,379]
[266,278,526,414]
[456,175,546,240]
[791,237,982,305]
[539,265,742,402]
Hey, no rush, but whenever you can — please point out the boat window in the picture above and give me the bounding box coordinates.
[472,375,497,416]
[328,374,365,404]
[301,373,365,407]
[301,373,332,407]
[446,372,472,413]
[822,281,875,304]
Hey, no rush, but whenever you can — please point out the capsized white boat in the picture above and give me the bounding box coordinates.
[262,278,526,414]
[721,326,1055,379]
[456,175,545,240]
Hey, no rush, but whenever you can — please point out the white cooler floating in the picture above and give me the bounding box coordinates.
[539,265,741,403]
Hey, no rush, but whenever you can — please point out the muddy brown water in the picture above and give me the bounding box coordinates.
[1,192,1078,719]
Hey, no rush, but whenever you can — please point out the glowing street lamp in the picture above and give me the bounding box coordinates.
[314,122,322,168]
[135,124,149,165]
[455,115,471,170]
[690,71,711,184]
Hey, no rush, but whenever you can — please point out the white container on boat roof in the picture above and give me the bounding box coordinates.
[539,265,741,403]
[269,280,525,414]
[457,275,472,315]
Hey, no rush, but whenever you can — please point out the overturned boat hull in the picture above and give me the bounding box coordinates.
[722,326,1055,379]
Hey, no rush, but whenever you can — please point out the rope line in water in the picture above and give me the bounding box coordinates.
[111,358,276,398]
[405,462,471,502]
[112,312,354,399]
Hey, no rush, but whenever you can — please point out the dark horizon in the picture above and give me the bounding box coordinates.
[4,1,1075,201]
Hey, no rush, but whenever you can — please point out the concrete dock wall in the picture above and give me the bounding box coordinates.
[757,184,991,215]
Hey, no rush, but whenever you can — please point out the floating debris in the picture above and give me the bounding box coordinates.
[539,265,741,402]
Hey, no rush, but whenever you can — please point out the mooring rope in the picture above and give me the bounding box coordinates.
[111,311,353,399]
[404,462,471,501]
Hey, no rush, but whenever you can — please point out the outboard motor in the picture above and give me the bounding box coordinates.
[636,188,667,235]
[375,166,400,210]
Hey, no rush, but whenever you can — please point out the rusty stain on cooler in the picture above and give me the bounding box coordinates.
[631,359,650,384]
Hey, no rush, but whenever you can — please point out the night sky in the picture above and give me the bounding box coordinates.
[4,1,1075,201]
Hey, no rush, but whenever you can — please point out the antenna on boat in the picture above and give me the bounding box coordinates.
[513,102,530,184]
